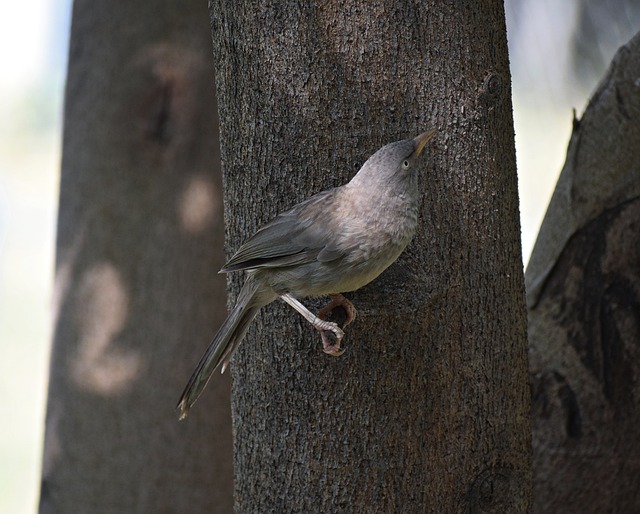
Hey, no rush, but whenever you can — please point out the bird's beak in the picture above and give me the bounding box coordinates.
[413,128,437,157]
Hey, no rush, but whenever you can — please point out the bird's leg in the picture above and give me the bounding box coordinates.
[280,293,345,356]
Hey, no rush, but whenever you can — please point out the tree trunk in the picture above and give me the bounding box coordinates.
[527,31,640,512]
[209,1,530,511]
[39,1,233,512]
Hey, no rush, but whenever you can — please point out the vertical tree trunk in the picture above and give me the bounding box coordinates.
[210,1,530,511]
[40,1,233,512]
[527,31,640,512]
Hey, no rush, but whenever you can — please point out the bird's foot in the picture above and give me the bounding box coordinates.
[278,293,349,357]
[317,294,355,356]
[310,317,344,356]
[320,327,346,356]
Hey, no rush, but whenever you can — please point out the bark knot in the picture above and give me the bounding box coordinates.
[466,467,527,513]
[477,72,505,109]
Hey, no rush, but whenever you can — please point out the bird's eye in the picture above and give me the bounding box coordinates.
[402,160,410,169]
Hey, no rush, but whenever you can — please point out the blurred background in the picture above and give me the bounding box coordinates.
[0,0,638,511]
[1,2,71,513]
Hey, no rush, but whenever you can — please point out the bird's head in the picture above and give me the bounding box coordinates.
[349,129,437,189]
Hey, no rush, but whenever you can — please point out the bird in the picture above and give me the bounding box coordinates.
[177,129,437,419]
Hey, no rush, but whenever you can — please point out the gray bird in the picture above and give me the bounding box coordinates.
[177,129,436,419]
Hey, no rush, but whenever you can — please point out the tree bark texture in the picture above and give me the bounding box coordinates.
[40,1,233,512]
[526,31,640,512]
[209,1,530,512]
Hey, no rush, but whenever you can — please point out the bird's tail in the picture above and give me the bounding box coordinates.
[177,275,262,419]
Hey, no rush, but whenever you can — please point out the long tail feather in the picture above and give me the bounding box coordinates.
[177,276,262,419]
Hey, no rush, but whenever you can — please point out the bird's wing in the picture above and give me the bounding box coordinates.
[221,189,347,272]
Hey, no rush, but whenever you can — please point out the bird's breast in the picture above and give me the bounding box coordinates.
[331,193,418,291]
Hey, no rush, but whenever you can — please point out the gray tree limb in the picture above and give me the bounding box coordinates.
[210,1,531,511]
[527,30,640,512]
[39,1,233,511]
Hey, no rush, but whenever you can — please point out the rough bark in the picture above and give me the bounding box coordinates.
[39,1,233,512]
[209,1,530,512]
[526,31,640,512]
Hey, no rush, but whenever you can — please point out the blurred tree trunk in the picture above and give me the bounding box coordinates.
[39,1,233,512]
[527,31,640,512]
[210,1,530,511]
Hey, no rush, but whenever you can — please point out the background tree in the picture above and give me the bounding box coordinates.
[527,31,640,512]
[39,1,233,512]
[209,1,531,511]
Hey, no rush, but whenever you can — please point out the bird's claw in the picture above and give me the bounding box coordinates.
[317,293,357,328]
[321,326,346,356]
